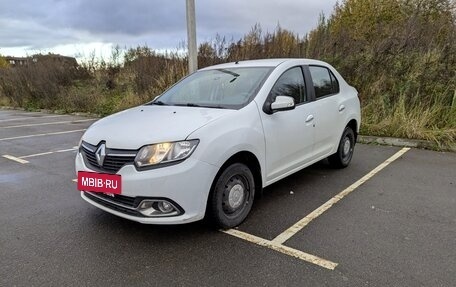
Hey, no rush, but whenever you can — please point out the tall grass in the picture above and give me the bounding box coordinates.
[362,91,456,147]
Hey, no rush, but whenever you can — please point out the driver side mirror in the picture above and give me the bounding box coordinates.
[270,96,295,113]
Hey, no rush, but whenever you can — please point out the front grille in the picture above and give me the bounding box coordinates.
[81,141,137,174]
[84,192,146,217]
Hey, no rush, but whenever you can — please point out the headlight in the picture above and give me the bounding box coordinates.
[77,136,83,150]
[134,140,199,168]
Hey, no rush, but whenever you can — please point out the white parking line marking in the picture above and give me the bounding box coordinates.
[0,129,86,141]
[0,115,65,123]
[21,151,54,158]
[20,147,78,159]
[2,155,29,164]
[2,147,79,163]
[272,147,411,245]
[0,118,95,129]
[57,147,79,152]
[222,229,338,270]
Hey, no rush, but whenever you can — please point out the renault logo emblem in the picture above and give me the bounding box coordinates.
[95,143,106,166]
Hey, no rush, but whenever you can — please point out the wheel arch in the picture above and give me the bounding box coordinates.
[206,151,263,216]
[346,118,358,142]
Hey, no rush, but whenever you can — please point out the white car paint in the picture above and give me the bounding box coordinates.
[76,58,361,225]
[83,105,234,149]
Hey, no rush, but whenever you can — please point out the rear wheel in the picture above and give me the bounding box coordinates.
[208,163,255,229]
[329,126,355,168]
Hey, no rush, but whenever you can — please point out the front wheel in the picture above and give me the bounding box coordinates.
[328,126,355,168]
[208,163,255,229]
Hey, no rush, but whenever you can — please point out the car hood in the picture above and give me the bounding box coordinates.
[82,105,233,149]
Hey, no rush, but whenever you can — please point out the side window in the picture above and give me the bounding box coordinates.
[309,66,339,99]
[270,67,306,104]
[329,70,340,94]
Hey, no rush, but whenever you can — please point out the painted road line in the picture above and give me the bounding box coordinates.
[0,118,95,129]
[0,115,65,123]
[222,228,338,270]
[3,147,78,163]
[272,147,411,245]
[0,129,86,141]
[56,147,79,153]
[2,155,29,164]
[20,147,78,159]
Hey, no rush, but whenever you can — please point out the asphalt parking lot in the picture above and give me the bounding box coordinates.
[1,109,455,286]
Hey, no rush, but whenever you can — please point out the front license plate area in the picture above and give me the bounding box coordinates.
[77,171,122,194]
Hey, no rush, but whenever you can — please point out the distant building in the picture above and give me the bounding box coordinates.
[4,54,77,68]
[33,54,78,67]
[5,56,29,66]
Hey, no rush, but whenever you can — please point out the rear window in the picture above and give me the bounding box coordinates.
[309,66,339,99]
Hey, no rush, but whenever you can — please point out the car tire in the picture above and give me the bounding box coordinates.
[208,163,255,229]
[328,126,355,169]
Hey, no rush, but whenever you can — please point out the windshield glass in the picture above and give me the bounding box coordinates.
[151,67,273,109]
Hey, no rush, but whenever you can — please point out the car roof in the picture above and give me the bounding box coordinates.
[198,58,328,70]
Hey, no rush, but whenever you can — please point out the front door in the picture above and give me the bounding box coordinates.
[259,66,316,183]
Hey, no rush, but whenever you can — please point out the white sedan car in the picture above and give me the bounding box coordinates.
[76,58,360,228]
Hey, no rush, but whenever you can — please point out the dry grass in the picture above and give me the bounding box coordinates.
[0,0,455,148]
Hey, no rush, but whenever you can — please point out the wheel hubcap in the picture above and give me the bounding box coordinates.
[343,138,351,156]
[228,184,245,209]
[222,175,249,215]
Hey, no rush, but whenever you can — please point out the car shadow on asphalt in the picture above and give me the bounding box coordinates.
[84,208,216,238]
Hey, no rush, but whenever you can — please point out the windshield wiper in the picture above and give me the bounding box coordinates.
[218,69,240,77]
[151,100,167,106]
[200,105,227,109]
[173,103,201,107]
[175,103,227,109]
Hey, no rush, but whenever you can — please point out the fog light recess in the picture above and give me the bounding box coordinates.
[138,200,181,217]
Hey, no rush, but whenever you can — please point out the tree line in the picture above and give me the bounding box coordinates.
[0,0,454,146]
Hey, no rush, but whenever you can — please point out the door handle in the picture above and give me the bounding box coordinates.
[339,105,346,112]
[305,115,314,123]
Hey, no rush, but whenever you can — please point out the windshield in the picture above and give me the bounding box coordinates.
[151,67,273,109]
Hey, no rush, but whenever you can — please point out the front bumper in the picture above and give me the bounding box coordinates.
[75,152,219,224]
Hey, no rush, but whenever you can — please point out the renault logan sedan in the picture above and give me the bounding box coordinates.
[76,58,360,228]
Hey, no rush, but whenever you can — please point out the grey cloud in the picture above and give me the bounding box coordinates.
[51,0,186,35]
[0,19,78,49]
[195,0,335,36]
[0,0,337,54]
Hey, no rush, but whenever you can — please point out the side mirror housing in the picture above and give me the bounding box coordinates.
[270,96,295,113]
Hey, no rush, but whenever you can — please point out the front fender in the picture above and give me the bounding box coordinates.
[187,103,266,183]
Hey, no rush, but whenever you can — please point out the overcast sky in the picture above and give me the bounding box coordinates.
[0,0,337,61]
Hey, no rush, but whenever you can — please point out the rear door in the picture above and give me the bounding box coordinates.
[259,66,317,183]
[305,65,346,158]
